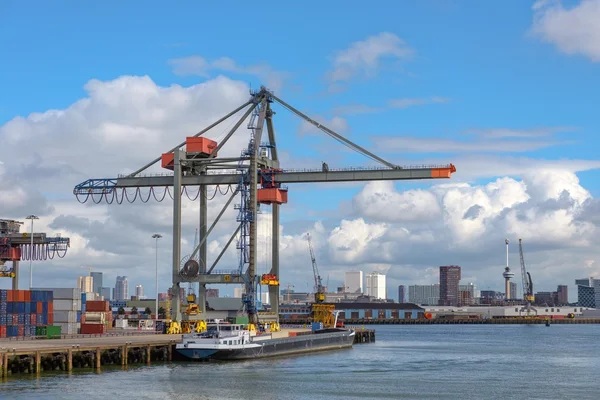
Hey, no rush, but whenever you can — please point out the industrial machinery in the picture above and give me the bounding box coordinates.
[72,86,456,331]
[306,233,325,303]
[518,238,536,316]
[0,219,70,289]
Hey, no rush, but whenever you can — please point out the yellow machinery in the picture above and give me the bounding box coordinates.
[312,303,334,328]
[260,274,279,286]
[306,233,326,303]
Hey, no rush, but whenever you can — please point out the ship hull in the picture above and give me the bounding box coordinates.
[177,329,355,361]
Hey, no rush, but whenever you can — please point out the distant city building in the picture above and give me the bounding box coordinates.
[345,271,363,294]
[458,282,477,306]
[594,280,600,310]
[576,278,595,308]
[408,284,440,306]
[206,288,219,298]
[535,291,555,306]
[365,272,386,300]
[578,285,595,308]
[556,285,568,305]
[261,292,270,305]
[439,265,461,306]
[398,285,405,303]
[158,292,168,301]
[167,287,185,303]
[90,272,103,295]
[509,282,518,300]
[135,285,144,298]
[233,287,244,298]
[114,276,129,301]
[101,287,111,301]
[77,276,93,293]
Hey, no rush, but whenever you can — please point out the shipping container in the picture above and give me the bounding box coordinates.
[83,312,106,323]
[54,322,79,335]
[80,323,106,334]
[53,311,78,323]
[32,288,80,300]
[53,299,81,311]
[85,300,110,312]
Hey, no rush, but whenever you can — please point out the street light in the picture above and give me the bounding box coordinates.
[152,234,162,323]
[25,215,39,289]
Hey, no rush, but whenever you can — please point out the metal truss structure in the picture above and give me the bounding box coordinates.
[73,86,456,325]
[0,219,70,289]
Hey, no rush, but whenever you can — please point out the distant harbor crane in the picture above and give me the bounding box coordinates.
[306,233,325,303]
[519,238,536,316]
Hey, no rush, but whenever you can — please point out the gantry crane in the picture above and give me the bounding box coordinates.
[306,233,325,303]
[72,86,456,332]
[0,219,70,289]
[518,238,536,316]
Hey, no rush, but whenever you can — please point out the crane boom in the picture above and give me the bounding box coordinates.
[306,233,325,303]
[518,238,536,316]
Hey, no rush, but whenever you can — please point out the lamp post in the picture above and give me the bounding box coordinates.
[25,215,39,289]
[152,234,162,323]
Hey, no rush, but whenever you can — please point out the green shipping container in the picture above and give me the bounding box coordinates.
[233,316,249,325]
[45,326,62,339]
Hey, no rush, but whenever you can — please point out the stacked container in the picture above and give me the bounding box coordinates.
[80,300,111,334]
[0,289,54,338]
[45,288,81,335]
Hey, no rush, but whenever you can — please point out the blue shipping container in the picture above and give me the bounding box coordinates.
[42,302,48,314]
[77,311,81,323]
[25,302,31,314]
[0,315,6,326]
[7,303,13,314]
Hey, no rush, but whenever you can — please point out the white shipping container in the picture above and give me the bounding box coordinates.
[115,319,129,329]
[84,312,106,323]
[53,311,77,323]
[54,299,82,311]
[32,287,81,300]
[55,322,79,335]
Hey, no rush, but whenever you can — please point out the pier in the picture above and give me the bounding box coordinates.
[341,317,600,325]
[0,333,180,377]
[353,329,375,343]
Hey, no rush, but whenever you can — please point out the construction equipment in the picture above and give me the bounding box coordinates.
[306,233,325,303]
[518,238,536,316]
[0,219,70,289]
[71,86,456,332]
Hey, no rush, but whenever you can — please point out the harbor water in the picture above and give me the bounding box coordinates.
[2,324,599,399]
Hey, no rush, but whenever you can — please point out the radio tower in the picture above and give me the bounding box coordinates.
[502,239,514,300]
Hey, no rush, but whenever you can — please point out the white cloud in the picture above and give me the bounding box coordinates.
[531,0,600,62]
[298,115,348,136]
[466,126,576,139]
[327,32,414,83]
[168,55,289,92]
[372,136,567,153]
[388,96,450,109]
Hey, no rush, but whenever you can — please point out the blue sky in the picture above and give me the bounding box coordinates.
[1,1,598,188]
[1,1,600,298]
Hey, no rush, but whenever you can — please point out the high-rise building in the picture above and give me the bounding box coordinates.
[90,272,103,295]
[556,285,568,305]
[509,282,518,300]
[135,285,144,298]
[459,282,477,306]
[594,280,600,310]
[578,285,595,307]
[408,284,440,305]
[101,287,111,301]
[576,278,595,307]
[366,272,386,299]
[439,265,461,306]
[114,276,129,301]
[398,285,405,303]
[344,271,363,294]
[77,276,93,293]
[233,287,245,298]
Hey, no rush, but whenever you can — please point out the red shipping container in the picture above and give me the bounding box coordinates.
[80,323,106,335]
[81,314,86,324]
[36,302,43,314]
[7,290,13,302]
[48,313,53,325]
[24,290,31,302]
[0,326,6,338]
[86,301,109,312]
[17,326,24,337]
[30,314,37,325]
[48,302,53,314]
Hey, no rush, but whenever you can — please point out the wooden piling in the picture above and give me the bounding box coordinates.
[67,349,72,372]
[95,348,101,370]
[35,351,41,374]
[146,345,151,365]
